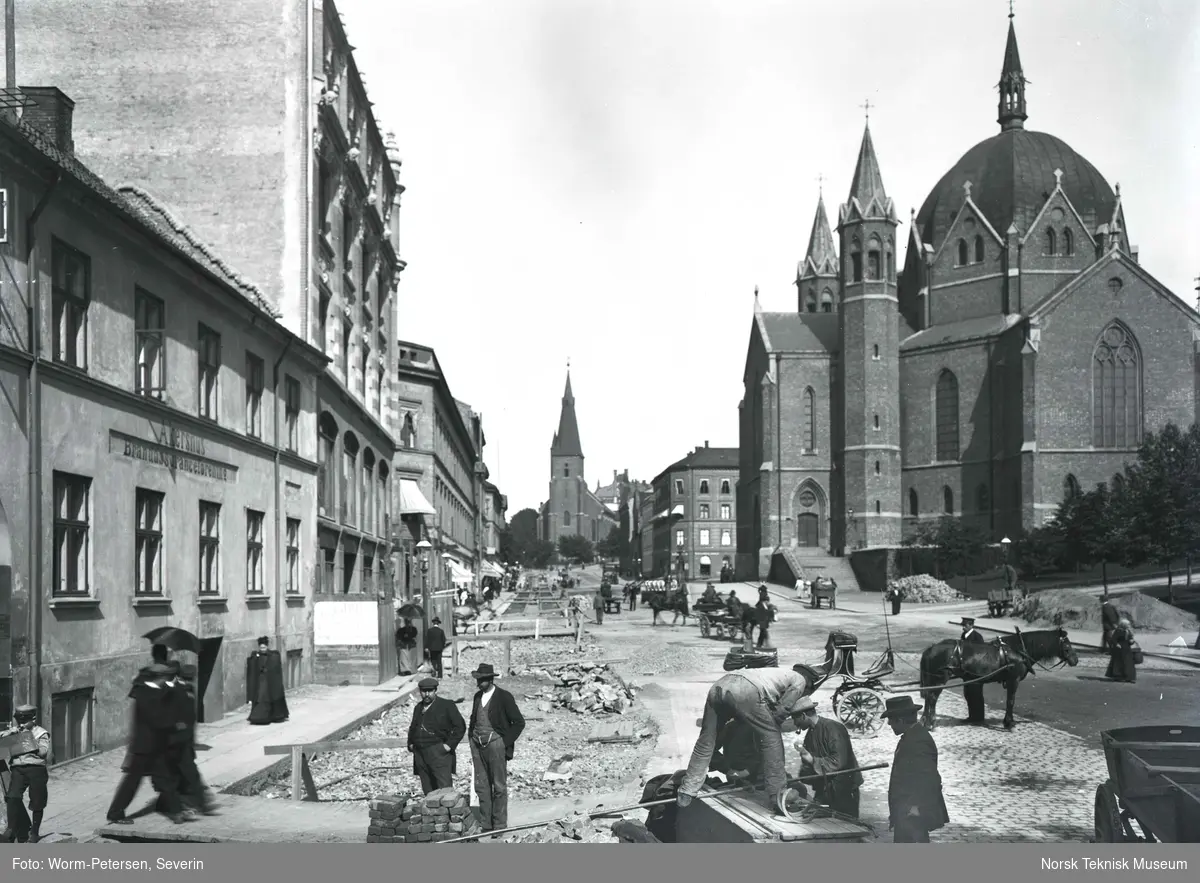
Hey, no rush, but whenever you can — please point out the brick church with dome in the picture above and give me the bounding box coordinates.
[736,13,1200,579]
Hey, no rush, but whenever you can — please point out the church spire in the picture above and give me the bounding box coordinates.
[998,5,1028,131]
[552,369,583,457]
[846,121,888,211]
[801,193,838,277]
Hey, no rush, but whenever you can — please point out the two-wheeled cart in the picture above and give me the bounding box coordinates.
[1094,725,1200,843]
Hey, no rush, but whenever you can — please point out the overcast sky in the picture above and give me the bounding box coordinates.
[338,0,1200,514]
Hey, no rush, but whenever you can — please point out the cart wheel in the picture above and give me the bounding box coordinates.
[699,617,711,638]
[834,688,886,736]
[1094,782,1127,843]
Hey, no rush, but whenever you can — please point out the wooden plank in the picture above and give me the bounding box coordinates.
[711,790,870,842]
[1143,763,1200,777]
[587,720,637,744]
[1117,741,1200,750]
[290,746,303,803]
[264,738,410,756]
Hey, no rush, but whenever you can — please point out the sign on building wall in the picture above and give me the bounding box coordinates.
[314,601,379,646]
[109,429,238,482]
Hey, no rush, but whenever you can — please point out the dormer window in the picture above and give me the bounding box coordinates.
[957,239,968,266]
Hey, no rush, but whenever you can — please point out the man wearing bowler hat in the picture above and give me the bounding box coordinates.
[407,678,466,794]
[467,663,526,833]
[957,617,987,724]
[881,696,948,843]
[424,618,448,679]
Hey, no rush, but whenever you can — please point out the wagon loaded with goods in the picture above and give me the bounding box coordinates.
[695,600,745,641]
[1094,725,1200,843]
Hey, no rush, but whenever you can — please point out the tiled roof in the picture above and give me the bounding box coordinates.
[759,313,838,353]
[656,446,740,482]
[900,313,1022,352]
[6,116,280,318]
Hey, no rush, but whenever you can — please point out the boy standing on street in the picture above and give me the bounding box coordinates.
[1,705,52,843]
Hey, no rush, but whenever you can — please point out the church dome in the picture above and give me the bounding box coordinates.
[915,129,1118,252]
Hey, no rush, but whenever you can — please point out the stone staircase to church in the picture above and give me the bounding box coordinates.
[775,546,863,594]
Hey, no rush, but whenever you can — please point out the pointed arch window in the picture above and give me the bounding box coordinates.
[821,289,833,312]
[943,486,954,515]
[1092,322,1142,448]
[1063,474,1080,500]
[1063,228,1074,256]
[564,463,570,478]
[866,237,881,280]
[1045,228,1057,255]
[850,239,863,282]
[806,289,817,313]
[974,235,985,263]
[934,369,960,461]
[886,249,894,280]
[908,488,918,517]
[802,387,815,452]
[957,239,968,266]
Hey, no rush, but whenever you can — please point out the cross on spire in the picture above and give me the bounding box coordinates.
[1009,0,1015,20]
[566,356,571,370]
[861,98,873,121]
[816,172,825,194]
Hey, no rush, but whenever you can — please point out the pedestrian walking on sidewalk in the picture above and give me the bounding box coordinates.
[593,589,605,625]
[407,678,466,794]
[107,658,187,826]
[424,618,447,679]
[1100,597,1120,652]
[886,585,903,616]
[159,665,216,817]
[246,637,290,724]
[395,619,419,677]
[467,663,526,833]
[1,704,52,843]
[1105,618,1138,684]
[882,696,948,843]
[791,697,863,819]
[676,667,814,811]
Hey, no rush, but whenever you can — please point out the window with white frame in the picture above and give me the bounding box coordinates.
[53,472,91,596]
[134,289,165,398]
[245,353,265,438]
[699,480,710,494]
[286,518,301,594]
[699,529,711,546]
[720,504,731,520]
[675,529,684,547]
[198,501,221,595]
[721,530,732,546]
[285,375,301,452]
[674,479,684,495]
[135,489,164,596]
[246,509,265,595]
[52,239,90,369]
[699,504,709,519]
[198,325,221,421]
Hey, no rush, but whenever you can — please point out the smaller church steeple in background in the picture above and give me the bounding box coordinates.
[998,2,1028,131]
[796,174,840,314]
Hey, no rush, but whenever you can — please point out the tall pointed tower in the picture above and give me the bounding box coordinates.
[547,370,586,540]
[835,121,902,549]
[997,8,1028,131]
[796,192,841,313]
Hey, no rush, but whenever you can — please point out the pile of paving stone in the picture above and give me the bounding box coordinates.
[519,661,636,714]
[366,789,482,843]
[501,811,622,843]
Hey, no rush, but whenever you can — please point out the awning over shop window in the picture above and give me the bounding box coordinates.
[481,561,505,578]
[652,509,670,521]
[398,479,437,516]
[699,555,711,565]
[670,504,684,517]
[444,559,473,586]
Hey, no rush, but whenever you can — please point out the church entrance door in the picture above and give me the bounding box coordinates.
[796,513,820,547]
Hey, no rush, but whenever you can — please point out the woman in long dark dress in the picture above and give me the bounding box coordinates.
[247,637,290,724]
[1105,618,1137,684]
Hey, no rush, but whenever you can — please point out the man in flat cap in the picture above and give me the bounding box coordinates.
[791,696,863,819]
[1,704,52,842]
[407,678,466,794]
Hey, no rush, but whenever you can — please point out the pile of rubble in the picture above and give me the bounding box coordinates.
[501,811,622,844]
[887,574,964,604]
[366,789,482,843]
[520,661,636,715]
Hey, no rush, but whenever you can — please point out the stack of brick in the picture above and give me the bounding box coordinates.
[367,789,482,843]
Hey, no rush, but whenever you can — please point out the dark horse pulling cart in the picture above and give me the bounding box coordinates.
[694,601,744,641]
[1094,726,1200,843]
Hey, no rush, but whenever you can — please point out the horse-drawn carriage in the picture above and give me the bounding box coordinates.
[1094,725,1200,843]
[809,578,837,610]
[600,583,622,615]
[695,600,745,641]
[639,579,670,608]
[986,584,1021,617]
[791,632,895,735]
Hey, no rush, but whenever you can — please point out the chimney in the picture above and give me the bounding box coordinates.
[20,87,75,153]
[704,440,709,448]
[613,469,617,482]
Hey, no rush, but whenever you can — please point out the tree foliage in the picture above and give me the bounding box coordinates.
[596,526,623,560]
[903,516,990,578]
[501,508,556,568]
[558,534,595,565]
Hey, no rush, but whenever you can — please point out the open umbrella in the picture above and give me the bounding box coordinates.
[143,626,202,655]
[395,603,424,620]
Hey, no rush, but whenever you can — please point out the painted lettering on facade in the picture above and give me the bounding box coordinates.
[109,430,237,482]
[155,423,207,457]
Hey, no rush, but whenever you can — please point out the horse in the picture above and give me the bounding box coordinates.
[918,627,1079,730]
[648,592,691,626]
[741,603,778,645]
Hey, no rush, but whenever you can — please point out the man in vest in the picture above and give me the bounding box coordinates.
[407,678,466,794]
[958,617,987,724]
[467,663,525,834]
[1,705,52,843]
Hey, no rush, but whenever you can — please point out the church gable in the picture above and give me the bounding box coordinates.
[927,188,1008,326]
[1019,178,1095,308]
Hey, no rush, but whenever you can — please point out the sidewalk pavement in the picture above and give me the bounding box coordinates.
[15,674,418,842]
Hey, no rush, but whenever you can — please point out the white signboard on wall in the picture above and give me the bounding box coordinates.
[314,602,379,646]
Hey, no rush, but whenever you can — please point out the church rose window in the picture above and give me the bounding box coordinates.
[798,489,816,509]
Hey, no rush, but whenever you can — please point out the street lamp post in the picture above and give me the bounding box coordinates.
[416,538,432,620]
[846,507,857,554]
